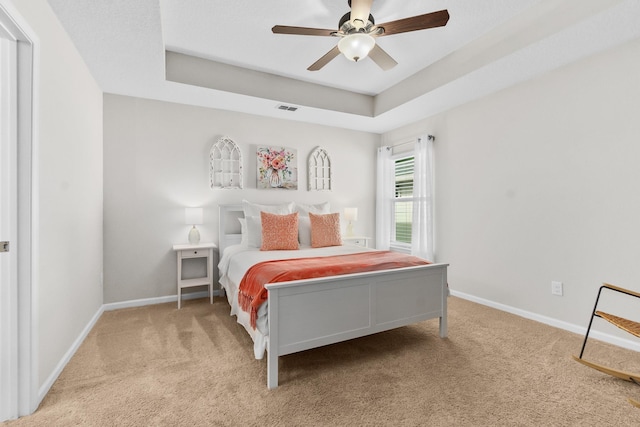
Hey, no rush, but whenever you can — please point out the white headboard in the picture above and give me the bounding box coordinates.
[218,204,244,255]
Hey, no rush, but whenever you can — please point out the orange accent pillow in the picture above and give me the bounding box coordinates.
[309,212,343,248]
[260,212,299,251]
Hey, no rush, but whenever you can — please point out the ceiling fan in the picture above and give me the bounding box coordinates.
[272,0,449,71]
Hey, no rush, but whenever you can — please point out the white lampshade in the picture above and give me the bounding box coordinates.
[338,33,375,62]
[344,208,358,221]
[185,207,203,225]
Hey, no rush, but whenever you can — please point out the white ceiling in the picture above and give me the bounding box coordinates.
[47,0,640,133]
[161,0,539,96]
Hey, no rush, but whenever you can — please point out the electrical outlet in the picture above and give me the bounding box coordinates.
[551,281,563,296]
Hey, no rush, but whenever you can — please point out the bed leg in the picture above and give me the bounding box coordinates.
[267,289,279,389]
[439,316,448,338]
[267,351,278,389]
[439,274,448,338]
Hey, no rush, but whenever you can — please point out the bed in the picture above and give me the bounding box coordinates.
[218,202,449,389]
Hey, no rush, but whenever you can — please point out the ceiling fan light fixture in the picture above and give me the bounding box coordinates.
[338,33,375,62]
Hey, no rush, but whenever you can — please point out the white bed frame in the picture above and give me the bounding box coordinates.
[218,204,449,389]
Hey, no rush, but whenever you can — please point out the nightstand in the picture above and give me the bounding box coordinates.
[342,236,371,248]
[172,243,217,309]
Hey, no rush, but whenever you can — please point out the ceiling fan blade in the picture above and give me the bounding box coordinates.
[368,44,397,71]
[272,25,336,37]
[377,9,449,36]
[350,0,373,28]
[307,46,341,71]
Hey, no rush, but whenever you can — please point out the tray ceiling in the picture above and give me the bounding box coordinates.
[47,0,640,133]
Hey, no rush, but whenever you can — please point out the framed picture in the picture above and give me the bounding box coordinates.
[256,146,298,190]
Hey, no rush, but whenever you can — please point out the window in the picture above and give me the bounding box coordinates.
[377,137,433,258]
[392,155,414,247]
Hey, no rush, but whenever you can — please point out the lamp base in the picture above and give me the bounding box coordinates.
[188,226,200,244]
[346,222,354,237]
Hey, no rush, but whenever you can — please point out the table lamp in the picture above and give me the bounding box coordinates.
[344,207,358,237]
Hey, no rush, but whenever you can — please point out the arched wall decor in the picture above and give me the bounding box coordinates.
[308,146,332,191]
[210,136,243,189]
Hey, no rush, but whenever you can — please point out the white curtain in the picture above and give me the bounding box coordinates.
[375,146,393,250]
[411,136,434,261]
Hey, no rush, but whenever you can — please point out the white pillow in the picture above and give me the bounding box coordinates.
[242,199,295,218]
[245,216,264,248]
[295,202,330,217]
[298,217,312,246]
[296,202,330,244]
[238,218,248,246]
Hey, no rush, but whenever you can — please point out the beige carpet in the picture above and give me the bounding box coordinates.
[5,296,640,426]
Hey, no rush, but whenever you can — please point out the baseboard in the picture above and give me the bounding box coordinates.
[38,304,105,404]
[103,290,219,311]
[450,289,640,353]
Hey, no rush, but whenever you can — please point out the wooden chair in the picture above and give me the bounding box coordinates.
[572,283,640,407]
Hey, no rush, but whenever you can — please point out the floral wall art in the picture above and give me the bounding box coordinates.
[256,146,298,189]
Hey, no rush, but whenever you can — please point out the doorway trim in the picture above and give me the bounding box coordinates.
[0,0,38,420]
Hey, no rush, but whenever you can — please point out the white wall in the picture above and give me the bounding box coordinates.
[103,95,379,304]
[383,37,640,339]
[10,0,103,392]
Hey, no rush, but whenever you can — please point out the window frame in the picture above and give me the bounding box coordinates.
[390,152,415,254]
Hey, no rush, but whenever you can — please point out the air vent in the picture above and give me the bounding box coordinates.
[275,104,299,112]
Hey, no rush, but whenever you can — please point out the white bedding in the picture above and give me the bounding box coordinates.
[218,243,376,359]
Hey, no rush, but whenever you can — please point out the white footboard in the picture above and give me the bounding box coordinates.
[265,263,448,389]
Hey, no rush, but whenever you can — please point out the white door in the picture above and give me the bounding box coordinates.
[0,25,18,421]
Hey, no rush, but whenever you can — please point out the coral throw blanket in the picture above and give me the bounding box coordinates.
[238,251,430,329]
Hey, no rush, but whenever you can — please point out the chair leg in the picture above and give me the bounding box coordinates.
[578,286,606,359]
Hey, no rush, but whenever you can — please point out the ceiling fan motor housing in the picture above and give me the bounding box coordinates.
[339,12,375,33]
